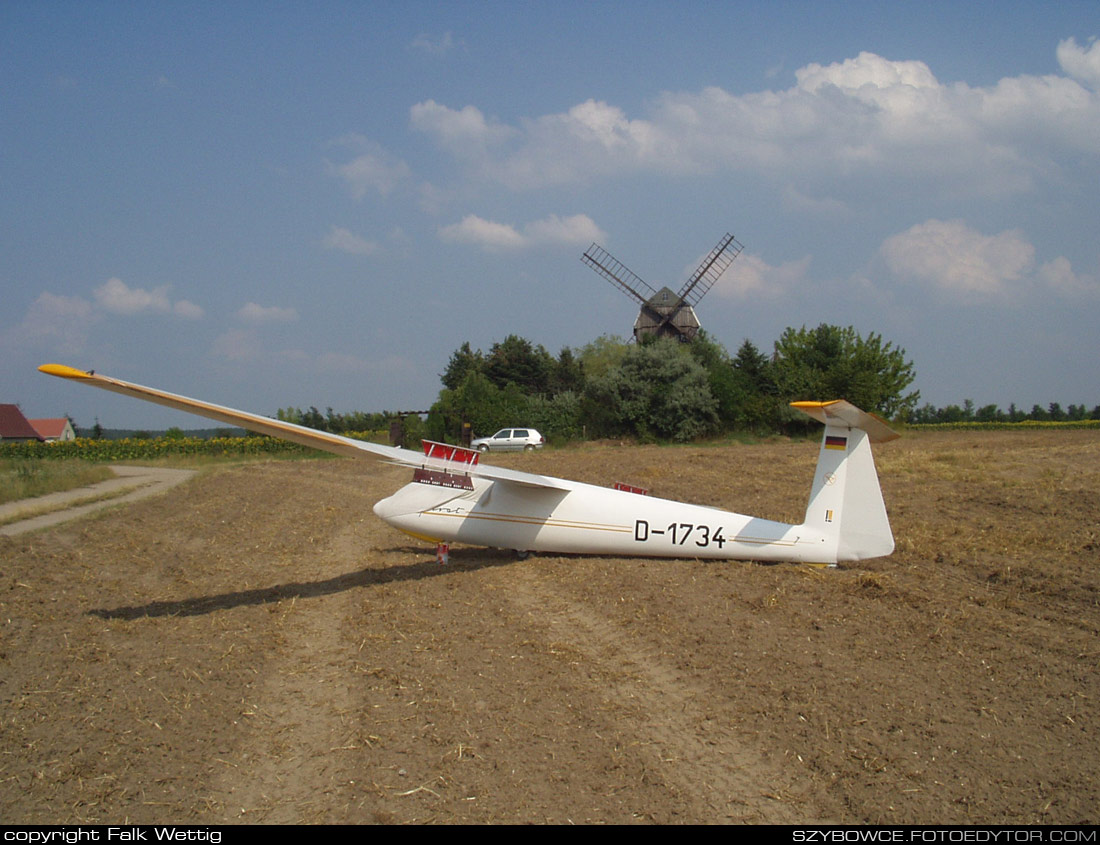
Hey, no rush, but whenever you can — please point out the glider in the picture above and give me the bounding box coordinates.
[39,364,899,565]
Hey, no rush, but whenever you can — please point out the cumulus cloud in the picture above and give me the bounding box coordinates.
[93,277,203,318]
[173,300,204,319]
[716,253,812,300]
[881,219,1035,299]
[410,31,461,56]
[522,213,606,245]
[1036,255,1099,296]
[879,219,1098,301]
[439,215,527,250]
[412,44,1100,195]
[212,329,261,363]
[780,184,851,217]
[439,213,605,252]
[238,302,299,324]
[795,51,940,92]
[94,277,169,315]
[1057,36,1100,90]
[329,136,410,198]
[3,292,98,353]
[322,226,380,256]
[409,101,517,160]
[5,278,202,357]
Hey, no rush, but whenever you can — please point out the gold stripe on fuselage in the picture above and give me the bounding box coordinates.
[425,508,632,534]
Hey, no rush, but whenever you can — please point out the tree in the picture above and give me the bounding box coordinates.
[582,339,718,442]
[772,324,919,419]
[484,335,554,395]
[729,339,783,431]
[550,347,585,395]
[577,334,629,380]
[440,342,484,391]
[975,404,1002,423]
[300,406,326,431]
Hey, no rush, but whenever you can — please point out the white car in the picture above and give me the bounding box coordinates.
[471,428,545,452]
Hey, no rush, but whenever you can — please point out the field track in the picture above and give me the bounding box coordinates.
[2,430,1096,823]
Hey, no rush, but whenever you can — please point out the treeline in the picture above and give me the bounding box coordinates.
[908,400,1100,424]
[274,406,425,446]
[425,325,919,444]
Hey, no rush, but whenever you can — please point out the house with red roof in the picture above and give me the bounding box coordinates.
[0,404,46,442]
[29,417,76,441]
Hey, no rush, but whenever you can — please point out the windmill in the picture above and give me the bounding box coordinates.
[581,233,744,342]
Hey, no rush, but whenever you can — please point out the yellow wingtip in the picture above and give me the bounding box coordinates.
[38,364,94,380]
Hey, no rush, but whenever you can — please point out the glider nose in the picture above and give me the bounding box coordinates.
[372,490,406,522]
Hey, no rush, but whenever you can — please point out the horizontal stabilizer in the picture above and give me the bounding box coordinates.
[790,400,899,443]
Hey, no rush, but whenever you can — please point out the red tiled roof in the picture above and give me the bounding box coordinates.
[0,404,45,440]
[29,418,71,439]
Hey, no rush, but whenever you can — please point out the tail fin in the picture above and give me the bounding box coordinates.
[792,401,899,564]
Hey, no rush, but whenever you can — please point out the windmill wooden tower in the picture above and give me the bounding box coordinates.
[581,233,743,342]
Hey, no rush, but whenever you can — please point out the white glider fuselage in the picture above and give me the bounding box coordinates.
[375,475,830,562]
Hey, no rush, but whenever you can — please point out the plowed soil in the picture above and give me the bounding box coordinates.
[2,430,1097,824]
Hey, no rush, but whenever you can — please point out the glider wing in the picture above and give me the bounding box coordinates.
[37,364,570,490]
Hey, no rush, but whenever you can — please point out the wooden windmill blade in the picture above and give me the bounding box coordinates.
[677,233,744,307]
[581,243,658,305]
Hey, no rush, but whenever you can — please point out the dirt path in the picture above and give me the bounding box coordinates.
[1,432,1097,823]
[0,466,197,536]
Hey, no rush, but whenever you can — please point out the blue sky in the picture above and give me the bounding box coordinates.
[3,1,1098,429]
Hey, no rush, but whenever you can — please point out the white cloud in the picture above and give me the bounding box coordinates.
[173,300,204,319]
[322,226,380,256]
[880,219,1035,299]
[521,213,606,246]
[238,302,299,324]
[410,31,461,56]
[1057,37,1100,91]
[93,277,203,318]
[4,279,202,354]
[716,253,812,300]
[780,184,850,217]
[1036,256,1099,297]
[212,329,261,363]
[3,292,98,353]
[440,215,527,250]
[409,101,516,159]
[94,277,171,314]
[439,213,605,252]
[329,137,410,198]
[414,44,1100,195]
[795,51,940,93]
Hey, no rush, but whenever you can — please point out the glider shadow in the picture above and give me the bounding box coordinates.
[86,546,516,621]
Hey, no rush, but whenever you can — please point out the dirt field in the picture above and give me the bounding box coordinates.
[1,430,1097,824]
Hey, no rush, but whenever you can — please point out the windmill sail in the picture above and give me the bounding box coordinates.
[678,233,743,306]
[581,244,657,305]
